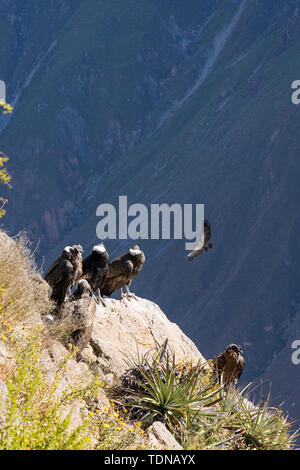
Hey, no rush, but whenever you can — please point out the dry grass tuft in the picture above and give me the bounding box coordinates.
[0,230,53,325]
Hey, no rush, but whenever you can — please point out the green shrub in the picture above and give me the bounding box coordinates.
[186,385,298,450]
[114,345,222,433]
[0,101,13,218]
[224,387,298,450]
[0,330,90,450]
[94,404,148,450]
[111,345,298,450]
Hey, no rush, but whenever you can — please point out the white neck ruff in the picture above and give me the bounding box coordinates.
[130,248,141,256]
[93,245,106,253]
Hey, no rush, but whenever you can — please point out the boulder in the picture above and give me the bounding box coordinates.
[40,339,94,397]
[0,340,6,365]
[0,379,8,427]
[89,296,205,376]
[147,421,182,450]
[48,280,96,354]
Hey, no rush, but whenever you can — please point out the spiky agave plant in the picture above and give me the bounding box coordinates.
[233,394,297,449]
[118,344,222,431]
[218,385,298,450]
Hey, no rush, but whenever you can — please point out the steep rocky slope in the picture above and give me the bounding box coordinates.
[88,297,205,376]
[1,0,300,423]
[0,229,205,449]
[0,230,296,450]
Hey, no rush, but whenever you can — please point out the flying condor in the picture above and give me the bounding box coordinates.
[187,219,213,261]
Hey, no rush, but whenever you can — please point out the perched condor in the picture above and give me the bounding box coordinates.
[187,219,213,261]
[52,280,96,355]
[81,244,109,306]
[44,246,79,306]
[70,244,83,292]
[102,245,145,300]
[213,344,245,388]
[64,279,96,354]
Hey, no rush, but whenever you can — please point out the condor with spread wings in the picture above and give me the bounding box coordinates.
[187,219,213,261]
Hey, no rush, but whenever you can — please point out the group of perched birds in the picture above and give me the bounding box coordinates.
[44,218,213,305]
[44,243,145,308]
[43,219,245,388]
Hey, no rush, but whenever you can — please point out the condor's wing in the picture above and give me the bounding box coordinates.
[44,255,64,279]
[237,356,245,380]
[102,259,134,296]
[186,231,205,261]
[204,219,211,243]
[101,275,125,296]
[213,353,225,376]
[106,258,133,279]
[186,219,211,261]
[45,259,73,286]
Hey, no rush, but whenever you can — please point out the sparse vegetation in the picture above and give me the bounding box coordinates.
[218,386,297,450]
[0,322,150,450]
[109,345,298,450]
[94,404,149,450]
[0,230,150,450]
[0,102,13,116]
[186,384,298,450]
[0,102,12,218]
[0,330,90,450]
[0,231,53,325]
[114,347,221,432]
[0,232,297,450]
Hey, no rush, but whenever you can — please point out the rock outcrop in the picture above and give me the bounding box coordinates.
[0,340,6,365]
[87,296,206,376]
[147,421,182,451]
[0,226,206,450]
[49,280,97,354]
[0,379,8,428]
[40,295,205,449]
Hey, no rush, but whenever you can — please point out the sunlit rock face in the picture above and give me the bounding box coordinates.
[90,296,205,376]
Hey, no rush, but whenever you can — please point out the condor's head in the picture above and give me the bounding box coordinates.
[92,243,109,262]
[129,245,145,265]
[226,344,243,356]
[77,279,93,297]
[72,279,93,299]
[129,245,142,256]
[70,244,83,258]
[62,246,73,260]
